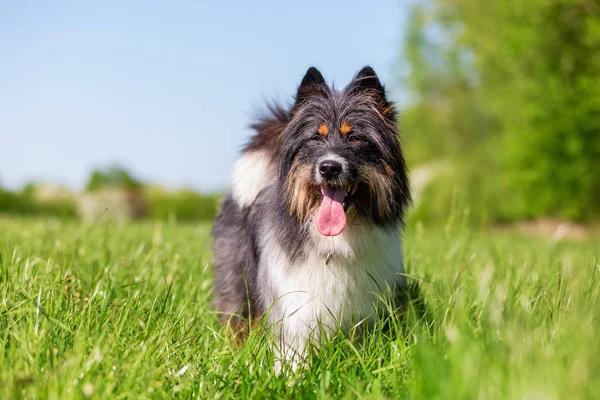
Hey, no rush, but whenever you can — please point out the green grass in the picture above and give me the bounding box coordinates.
[1,216,599,399]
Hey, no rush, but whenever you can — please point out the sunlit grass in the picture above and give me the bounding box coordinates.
[1,216,598,399]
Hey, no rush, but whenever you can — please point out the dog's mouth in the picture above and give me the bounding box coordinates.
[316,183,359,237]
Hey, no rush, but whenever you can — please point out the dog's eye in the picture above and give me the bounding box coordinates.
[309,135,323,143]
[348,135,360,143]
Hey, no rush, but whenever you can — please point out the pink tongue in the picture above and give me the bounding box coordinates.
[316,186,347,237]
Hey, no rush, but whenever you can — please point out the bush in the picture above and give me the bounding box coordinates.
[410,154,527,226]
[0,188,76,218]
[147,190,220,222]
[0,189,28,214]
[86,166,142,192]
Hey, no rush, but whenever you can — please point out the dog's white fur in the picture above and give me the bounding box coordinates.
[231,150,273,208]
[258,218,405,367]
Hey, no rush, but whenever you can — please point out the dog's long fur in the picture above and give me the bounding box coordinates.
[212,66,411,365]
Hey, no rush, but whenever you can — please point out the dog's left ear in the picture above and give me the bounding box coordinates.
[349,66,395,120]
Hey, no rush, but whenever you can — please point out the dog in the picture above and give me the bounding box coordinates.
[212,66,411,367]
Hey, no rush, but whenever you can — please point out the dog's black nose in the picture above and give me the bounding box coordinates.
[319,160,343,179]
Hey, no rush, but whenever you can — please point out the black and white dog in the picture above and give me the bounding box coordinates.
[213,66,411,366]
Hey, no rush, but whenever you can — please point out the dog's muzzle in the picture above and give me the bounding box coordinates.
[314,155,359,237]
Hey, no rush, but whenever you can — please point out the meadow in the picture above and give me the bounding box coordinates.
[1,215,598,399]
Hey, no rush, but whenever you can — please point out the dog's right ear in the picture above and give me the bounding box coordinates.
[294,67,327,106]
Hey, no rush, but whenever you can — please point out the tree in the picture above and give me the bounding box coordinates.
[402,0,600,220]
[85,165,142,192]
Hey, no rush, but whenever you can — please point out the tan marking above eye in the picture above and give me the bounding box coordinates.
[318,124,329,136]
[340,121,352,135]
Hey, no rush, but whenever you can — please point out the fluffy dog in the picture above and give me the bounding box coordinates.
[212,66,411,366]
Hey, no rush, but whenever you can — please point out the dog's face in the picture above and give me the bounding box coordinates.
[278,67,411,236]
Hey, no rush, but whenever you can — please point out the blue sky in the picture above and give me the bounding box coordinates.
[0,1,409,192]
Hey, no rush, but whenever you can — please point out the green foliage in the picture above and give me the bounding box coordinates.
[410,155,525,225]
[403,0,600,221]
[146,188,220,222]
[0,177,218,222]
[0,188,27,214]
[1,217,599,398]
[85,165,142,192]
[0,187,76,218]
[82,166,219,222]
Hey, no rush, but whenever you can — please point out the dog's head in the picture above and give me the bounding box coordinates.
[278,66,411,236]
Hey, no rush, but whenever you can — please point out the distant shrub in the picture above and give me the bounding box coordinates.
[79,165,148,221]
[0,174,218,222]
[34,199,78,218]
[0,187,76,217]
[85,166,142,192]
[147,190,220,222]
[410,150,529,225]
[0,189,28,214]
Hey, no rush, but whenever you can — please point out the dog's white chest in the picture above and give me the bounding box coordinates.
[259,224,404,358]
